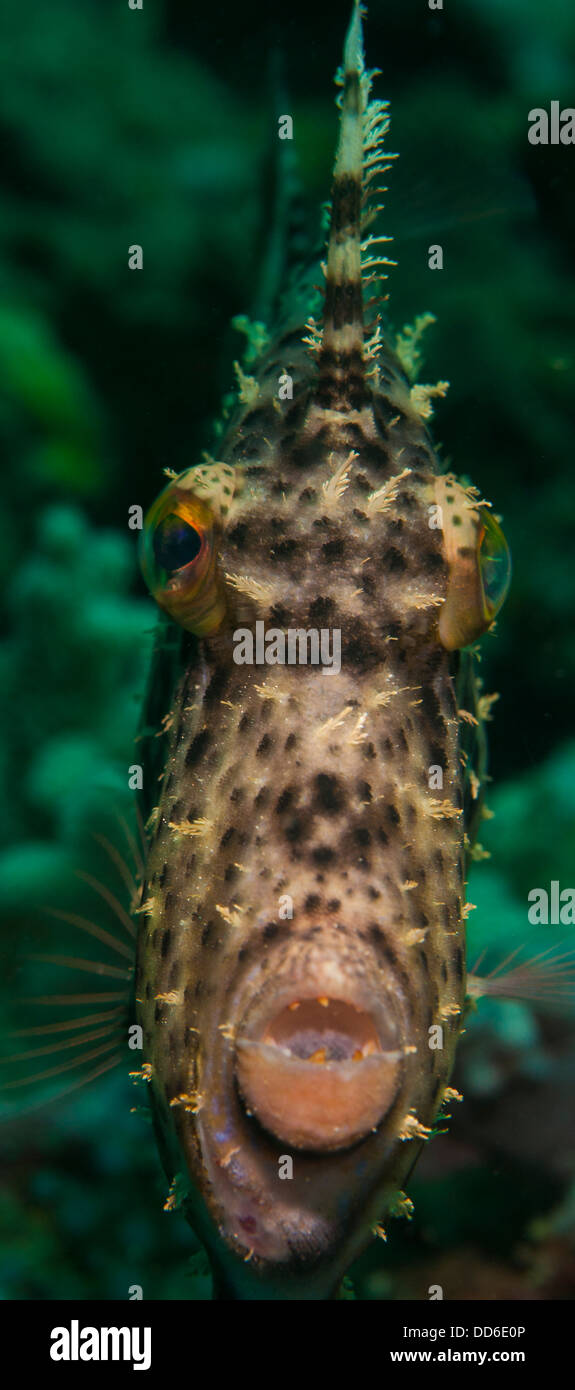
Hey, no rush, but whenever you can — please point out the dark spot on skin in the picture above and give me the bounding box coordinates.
[201,922,213,946]
[364,742,377,761]
[168,960,180,990]
[386,804,401,826]
[354,827,371,846]
[397,491,417,511]
[269,603,290,626]
[367,886,380,900]
[397,728,408,751]
[257,734,272,756]
[276,787,293,814]
[357,780,372,802]
[429,744,445,768]
[299,487,316,502]
[327,898,341,911]
[154,1002,165,1024]
[314,345,367,411]
[206,668,230,706]
[440,960,449,984]
[263,922,279,941]
[382,547,407,574]
[286,817,304,843]
[228,522,248,548]
[322,278,363,332]
[457,545,474,558]
[273,537,297,559]
[145,981,152,1000]
[378,827,389,845]
[159,863,168,889]
[344,625,378,667]
[322,538,345,561]
[422,549,447,575]
[331,173,361,231]
[314,772,345,815]
[308,596,335,624]
[452,514,462,526]
[185,729,210,769]
[230,786,244,804]
[421,685,442,724]
[285,732,297,751]
[160,929,172,959]
[305,894,321,913]
[312,846,335,866]
[434,849,444,871]
[239,713,251,733]
[377,940,400,971]
[254,787,269,810]
[220,826,235,848]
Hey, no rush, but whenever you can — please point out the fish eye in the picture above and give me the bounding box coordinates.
[152,513,203,573]
[436,479,511,650]
[478,509,511,618]
[140,473,226,636]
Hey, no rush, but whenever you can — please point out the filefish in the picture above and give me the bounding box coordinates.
[135,1,511,1299]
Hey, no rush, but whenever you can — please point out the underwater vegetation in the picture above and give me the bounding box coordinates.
[0,0,574,1300]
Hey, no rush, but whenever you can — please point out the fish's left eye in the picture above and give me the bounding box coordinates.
[140,475,226,636]
[152,513,203,573]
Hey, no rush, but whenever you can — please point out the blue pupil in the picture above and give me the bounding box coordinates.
[153,514,202,573]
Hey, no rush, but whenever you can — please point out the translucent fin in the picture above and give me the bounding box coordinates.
[468,942,575,1009]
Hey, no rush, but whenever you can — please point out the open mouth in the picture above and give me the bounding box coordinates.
[260,997,382,1064]
[235,995,403,1153]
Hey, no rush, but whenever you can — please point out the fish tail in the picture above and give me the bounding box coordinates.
[317,0,396,409]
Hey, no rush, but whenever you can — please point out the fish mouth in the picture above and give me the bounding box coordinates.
[235,994,403,1153]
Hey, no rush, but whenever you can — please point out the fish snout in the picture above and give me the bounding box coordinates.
[235,989,404,1152]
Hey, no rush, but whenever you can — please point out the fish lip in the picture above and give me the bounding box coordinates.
[234,982,405,1152]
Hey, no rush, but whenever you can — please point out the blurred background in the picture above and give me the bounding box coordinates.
[0,0,574,1300]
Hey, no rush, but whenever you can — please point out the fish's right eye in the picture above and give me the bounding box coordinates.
[435,476,511,650]
[140,473,226,637]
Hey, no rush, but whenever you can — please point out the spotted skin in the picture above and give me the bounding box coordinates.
[135,4,495,1299]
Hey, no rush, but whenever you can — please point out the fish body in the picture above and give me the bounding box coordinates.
[136,3,509,1299]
